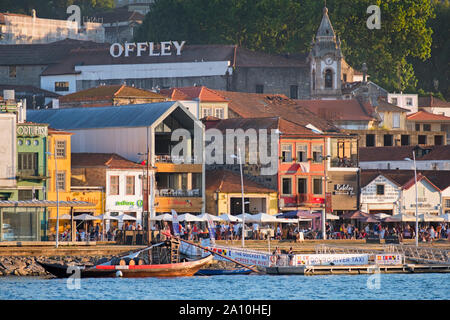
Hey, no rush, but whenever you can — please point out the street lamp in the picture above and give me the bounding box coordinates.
[404,152,419,247]
[231,147,245,248]
[45,142,59,248]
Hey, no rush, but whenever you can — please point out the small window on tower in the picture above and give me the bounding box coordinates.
[325,69,333,88]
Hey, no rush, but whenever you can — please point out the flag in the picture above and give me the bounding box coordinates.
[206,215,216,241]
[171,209,179,236]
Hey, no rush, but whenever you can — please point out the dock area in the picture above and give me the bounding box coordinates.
[265,264,450,275]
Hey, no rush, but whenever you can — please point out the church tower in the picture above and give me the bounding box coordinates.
[309,6,343,99]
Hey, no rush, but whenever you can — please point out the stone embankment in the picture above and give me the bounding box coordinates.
[0,255,113,277]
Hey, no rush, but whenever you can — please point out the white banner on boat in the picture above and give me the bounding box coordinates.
[295,254,369,266]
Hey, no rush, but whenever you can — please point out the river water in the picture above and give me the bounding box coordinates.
[0,273,448,300]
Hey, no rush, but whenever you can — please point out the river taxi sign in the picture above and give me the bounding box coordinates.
[295,254,369,266]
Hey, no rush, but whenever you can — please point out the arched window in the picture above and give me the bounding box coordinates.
[312,69,316,90]
[325,69,333,88]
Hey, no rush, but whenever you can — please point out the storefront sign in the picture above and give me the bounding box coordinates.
[114,200,143,207]
[334,184,355,195]
[295,254,369,266]
[110,41,186,58]
[17,125,47,137]
[375,254,403,265]
[199,246,270,267]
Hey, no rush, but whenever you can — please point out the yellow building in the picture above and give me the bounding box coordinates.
[46,129,104,235]
[205,169,278,216]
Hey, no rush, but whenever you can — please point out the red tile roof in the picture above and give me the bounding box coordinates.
[407,110,450,121]
[213,90,338,132]
[359,145,450,162]
[160,86,228,102]
[206,169,276,193]
[295,99,376,121]
[71,153,144,169]
[48,128,73,135]
[59,85,166,102]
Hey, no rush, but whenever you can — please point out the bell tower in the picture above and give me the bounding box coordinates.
[309,6,342,99]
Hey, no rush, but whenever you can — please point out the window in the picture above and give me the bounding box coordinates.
[343,73,347,82]
[18,153,38,175]
[406,98,413,106]
[18,190,33,200]
[445,199,450,208]
[312,145,323,163]
[281,144,292,163]
[282,177,292,195]
[325,69,333,88]
[54,82,69,92]
[202,108,212,118]
[313,178,323,195]
[393,113,400,128]
[401,135,410,146]
[56,172,66,191]
[126,176,135,195]
[366,134,375,147]
[423,124,431,132]
[376,184,385,195]
[391,97,398,105]
[330,138,358,168]
[255,84,264,94]
[55,140,66,158]
[297,178,307,194]
[110,176,119,195]
[415,123,420,131]
[296,144,307,162]
[379,112,384,126]
[9,66,16,78]
[418,135,427,144]
[434,135,443,146]
[383,134,393,146]
[290,85,298,99]
[214,108,224,119]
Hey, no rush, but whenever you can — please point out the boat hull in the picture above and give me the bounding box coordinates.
[38,255,213,278]
[195,268,252,276]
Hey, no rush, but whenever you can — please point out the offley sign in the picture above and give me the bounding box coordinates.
[110,41,186,58]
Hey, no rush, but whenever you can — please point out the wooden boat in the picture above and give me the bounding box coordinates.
[38,254,213,278]
[195,267,253,276]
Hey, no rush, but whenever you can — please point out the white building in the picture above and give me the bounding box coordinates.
[0,11,105,44]
[361,175,401,215]
[400,174,441,216]
[387,93,418,114]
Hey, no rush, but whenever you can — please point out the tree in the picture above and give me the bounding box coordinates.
[136,0,436,94]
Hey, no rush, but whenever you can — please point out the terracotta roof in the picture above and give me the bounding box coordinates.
[418,96,450,108]
[213,90,338,132]
[361,169,450,191]
[376,98,410,112]
[48,128,73,135]
[205,116,317,135]
[71,153,144,169]
[359,145,447,162]
[206,169,276,194]
[400,173,440,191]
[160,86,228,102]
[295,99,376,122]
[59,85,166,102]
[407,110,450,121]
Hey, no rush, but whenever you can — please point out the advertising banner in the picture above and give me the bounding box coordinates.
[200,246,271,267]
[375,254,403,265]
[295,254,369,266]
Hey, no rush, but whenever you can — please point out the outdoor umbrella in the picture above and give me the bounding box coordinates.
[438,214,450,222]
[384,213,417,222]
[342,210,369,220]
[360,216,379,223]
[235,213,256,222]
[218,214,242,222]
[418,213,444,222]
[311,212,340,220]
[153,213,173,221]
[296,211,318,219]
[178,213,204,222]
[277,211,300,219]
[250,213,279,223]
[97,213,119,220]
[197,212,223,222]
[374,213,391,220]
[73,213,100,221]
[120,213,137,221]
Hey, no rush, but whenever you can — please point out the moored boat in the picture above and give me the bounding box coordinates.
[195,267,253,276]
[38,254,213,278]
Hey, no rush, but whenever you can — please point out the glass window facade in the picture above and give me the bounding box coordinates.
[330,138,358,167]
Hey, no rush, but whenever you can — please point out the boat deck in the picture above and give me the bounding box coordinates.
[266,264,450,275]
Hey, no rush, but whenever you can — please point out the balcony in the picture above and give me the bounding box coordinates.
[330,157,358,168]
[155,189,201,197]
[16,167,48,180]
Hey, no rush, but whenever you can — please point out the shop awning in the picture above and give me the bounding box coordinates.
[0,200,95,207]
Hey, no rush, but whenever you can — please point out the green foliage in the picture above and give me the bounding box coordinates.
[136,0,437,96]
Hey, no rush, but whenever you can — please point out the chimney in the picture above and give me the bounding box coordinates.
[31,9,36,19]
[3,89,15,101]
[18,99,26,123]
[362,63,368,83]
